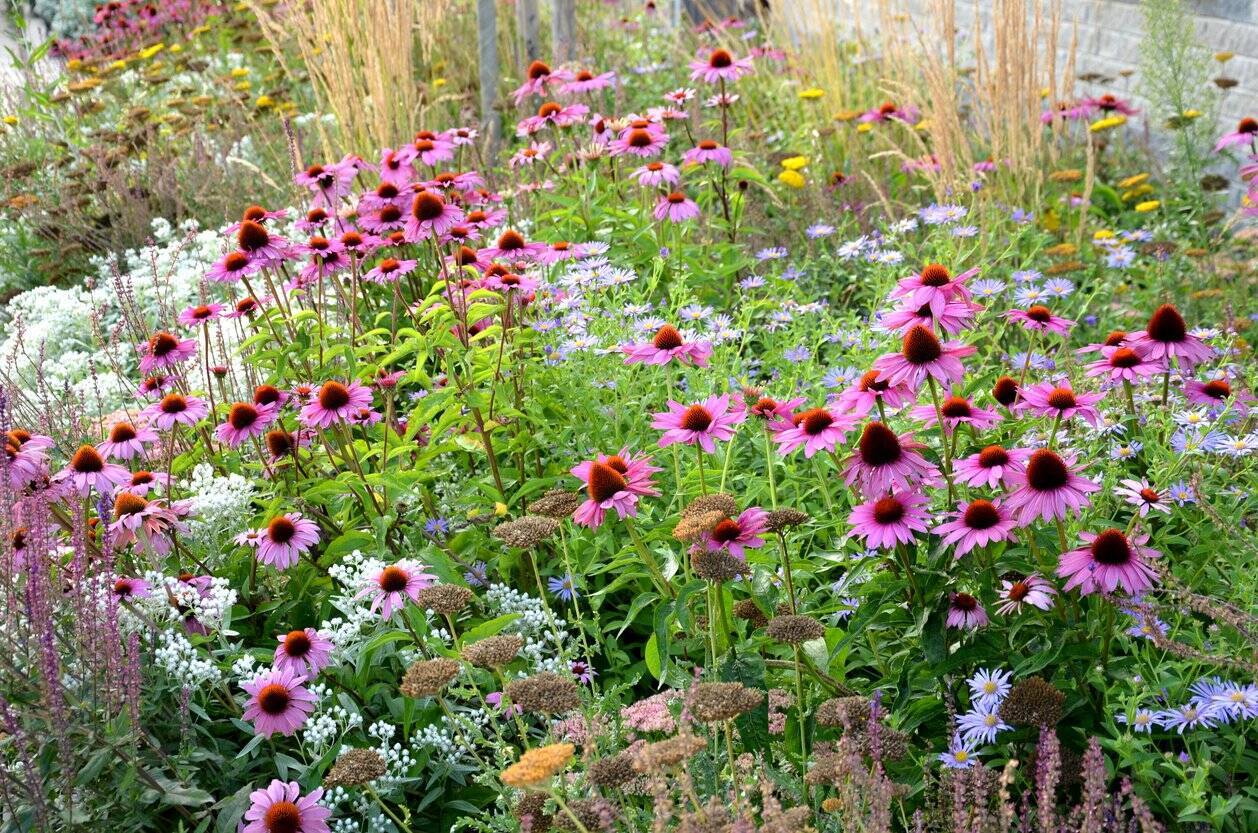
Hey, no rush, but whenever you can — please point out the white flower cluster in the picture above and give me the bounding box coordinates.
[153,630,222,688]
[410,706,490,766]
[484,582,572,672]
[302,683,363,753]
[134,570,238,633]
[181,463,259,545]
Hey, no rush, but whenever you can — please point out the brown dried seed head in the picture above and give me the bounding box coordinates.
[415,584,474,616]
[460,634,524,668]
[400,657,460,698]
[689,682,764,723]
[766,614,826,645]
[554,797,618,831]
[587,751,636,788]
[764,508,810,532]
[631,733,707,774]
[493,515,561,549]
[673,510,728,543]
[692,549,746,583]
[998,676,1065,728]
[815,696,871,728]
[732,598,768,628]
[680,492,738,521]
[514,793,552,832]
[505,671,581,714]
[323,747,387,788]
[527,489,583,519]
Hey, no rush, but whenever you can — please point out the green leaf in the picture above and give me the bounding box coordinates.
[462,613,522,643]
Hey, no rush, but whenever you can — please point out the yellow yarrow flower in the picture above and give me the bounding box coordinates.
[780,156,808,171]
[798,87,824,100]
[1092,229,1115,241]
[832,109,861,122]
[255,95,275,108]
[433,78,447,88]
[233,80,252,92]
[230,67,250,78]
[501,743,574,789]
[139,43,165,60]
[1135,200,1160,212]
[1089,115,1126,133]
[777,170,806,188]
[1121,184,1155,200]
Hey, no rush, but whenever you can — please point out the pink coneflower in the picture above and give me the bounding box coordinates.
[273,628,334,676]
[299,381,373,429]
[1085,93,1139,115]
[1214,117,1258,151]
[225,296,264,319]
[933,499,1018,557]
[1076,329,1130,355]
[207,250,262,283]
[688,48,754,83]
[108,493,185,555]
[1084,345,1163,383]
[835,370,916,417]
[772,404,859,458]
[682,140,734,168]
[511,60,574,103]
[953,444,1030,489]
[411,130,456,166]
[861,101,920,123]
[479,229,548,262]
[748,395,805,426]
[3,430,49,488]
[651,394,745,453]
[111,576,151,601]
[138,331,196,374]
[535,241,584,266]
[509,141,552,168]
[889,263,977,313]
[994,574,1057,615]
[1040,100,1093,124]
[177,302,224,328]
[241,667,316,738]
[362,257,417,284]
[141,393,209,430]
[1004,304,1074,336]
[404,191,465,242]
[1003,449,1100,523]
[235,220,291,267]
[631,161,681,187]
[98,421,158,460]
[873,325,975,391]
[847,490,931,549]
[377,145,418,186]
[1057,529,1161,596]
[517,101,590,135]
[1114,479,1172,516]
[574,448,660,499]
[1015,381,1105,426]
[609,125,669,158]
[702,507,768,560]
[1185,376,1252,413]
[240,780,330,833]
[909,392,1001,433]
[484,271,539,295]
[571,459,643,528]
[561,68,616,94]
[214,402,277,448]
[946,592,989,630]
[115,469,172,497]
[880,298,977,336]
[654,192,701,223]
[1126,304,1214,370]
[293,156,360,206]
[843,422,941,497]
[250,513,320,569]
[622,324,712,367]
[356,560,435,619]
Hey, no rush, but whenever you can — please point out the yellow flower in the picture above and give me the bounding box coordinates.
[1044,242,1078,257]
[1092,229,1115,241]
[190,24,210,36]
[109,59,127,72]
[170,44,182,53]
[234,80,252,92]
[230,67,250,78]
[777,170,806,189]
[1048,169,1082,183]
[501,743,574,789]
[914,120,931,132]
[1183,109,1202,119]
[1135,200,1159,212]
[255,95,275,108]
[780,156,808,171]
[1215,51,1234,63]
[139,43,165,60]
[433,78,447,88]
[1117,172,1149,189]
[856,122,872,133]
[832,109,861,122]
[494,502,508,517]
[1038,86,1051,98]
[66,59,83,71]
[1089,115,1126,133]
[798,87,824,100]
[2,115,17,126]
[1121,184,1155,200]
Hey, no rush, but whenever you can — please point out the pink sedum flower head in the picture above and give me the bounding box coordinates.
[357,560,436,619]
[946,592,989,630]
[254,513,320,570]
[1126,304,1214,370]
[1057,529,1161,596]
[1004,304,1074,336]
[995,574,1057,615]
[52,445,131,496]
[1003,449,1100,524]
[622,324,712,367]
[773,405,859,458]
[241,668,316,738]
[688,48,754,84]
[98,421,158,461]
[843,422,942,498]
[1015,381,1106,426]
[847,490,932,549]
[273,628,335,677]
[953,444,1030,489]
[873,325,975,392]
[215,402,278,448]
[299,381,373,429]
[654,191,701,223]
[701,507,768,560]
[933,499,1018,557]
[652,394,745,453]
[241,779,330,833]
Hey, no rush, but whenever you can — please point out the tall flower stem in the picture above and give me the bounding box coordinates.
[926,377,956,502]
[548,790,592,833]
[622,517,675,598]
[695,445,708,495]
[792,645,810,804]
[364,784,415,833]
[763,428,779,509]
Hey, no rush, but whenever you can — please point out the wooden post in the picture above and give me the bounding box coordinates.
[477,0,501,149]
[517,0,541,66]
[552,0,576,63]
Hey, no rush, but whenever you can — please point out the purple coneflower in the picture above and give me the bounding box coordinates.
[177,303,224,328]
[701,507,768,560]
[1214,116,1258,151]
[651,395,744,453]
[98,421,158,461]
[53,445,132,496]
[622,324,712,367]
[933,499,1018,557]
[362,257,417,285]
[215,402,277,448]
[242,667,316,737]
[111,576,151,601]
[946,592,988,630]
[273,628,334,677]
[1004,304,1074,336]
[843,422,941,497]
[834,369,915,417]
[889,263,977,313]
[1126,303,1214,370]
[910,392,1001,433]
[682,140,733,168]
[772,404,858,458]
[479,229,548,262]
[631,161,680,186]
[1003,449,1100,523]
[609,125,669,157]
[994,574,1057,614]
[138,331,196,374]
[1184,376,1252,414]
[954,444,1029,489]
[252,513,320,570]
[357,560,436,619]
[1057,529,1161,596]
[1084,345,1163,383]
[1115,479,1172,516]
[846,490,931,549]
[404,191,465,242]
[141,393,209,430]
[654,191,701,223]
[299,380,373,429]
[1015,381,1105,426]
[688,48,754,84]
[240,780,330,833]
[872,325,975,391]
[562,68,616,94]
[517,101,590,135]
